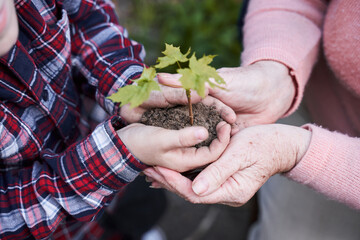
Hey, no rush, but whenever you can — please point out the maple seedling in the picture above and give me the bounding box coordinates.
[108,43,226,125]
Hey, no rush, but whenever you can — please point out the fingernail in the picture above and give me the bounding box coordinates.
[150,182,161,189]
[195,129,207,140]
[143,170,153,179]
[192,179,209,195]
[145,176,153,183]
[143,168,152,176]
[217,121,226,129]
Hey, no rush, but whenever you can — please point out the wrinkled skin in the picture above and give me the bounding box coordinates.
[144,124,311,206]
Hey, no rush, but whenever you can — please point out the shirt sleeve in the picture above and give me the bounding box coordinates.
[285,124,360,209]
[64,0,145,115]
[241,0,327,116]
[0,112,147,240]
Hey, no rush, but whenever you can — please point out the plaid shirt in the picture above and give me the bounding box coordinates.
[0,0,147,239]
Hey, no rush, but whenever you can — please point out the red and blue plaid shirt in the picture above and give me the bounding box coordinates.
[0,0,147,239]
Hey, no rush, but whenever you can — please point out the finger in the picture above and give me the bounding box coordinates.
[145,176,154,183]
[152,167,204,200]
[216,67,241,73]
[158,126,209,149]
[181,122,231,170]
[150,181,163,189]
[191,140,239,196]
[154,165,261,207]
[161,85,203,105]
[140,84,204,108]
[143,168,171,189]
[157,73,182,87]
[143,167,165,187]
[207,121,231,155]
[157,73,209,103]
[153,167,237,205]
[140,85,186,108]
[144,167,191,198]
[119,104,146,123]
[201,96,236,124]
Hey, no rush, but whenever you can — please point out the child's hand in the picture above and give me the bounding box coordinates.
[119,83,236,126]
[117,121,231,172]
[0,0,19,56]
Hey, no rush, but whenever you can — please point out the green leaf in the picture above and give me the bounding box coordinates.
[155,43,191,69]
[107,66,160,108]
[190,54,225,86]
[177,54,225,98]
[198,54,216,65]
[133,66,157,86]
[178,68,197,90]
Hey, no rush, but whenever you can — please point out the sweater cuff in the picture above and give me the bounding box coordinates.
[241,11,322,116]
[285,124,360,209]
[284,124,332,184]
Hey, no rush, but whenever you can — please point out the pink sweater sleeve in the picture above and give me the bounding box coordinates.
[286,124,360,209]
[241,0,327,115]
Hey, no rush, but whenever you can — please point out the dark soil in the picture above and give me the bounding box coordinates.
[140,103,222,147]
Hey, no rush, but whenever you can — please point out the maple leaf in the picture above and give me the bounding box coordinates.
[155,43,191,69]
[107,67,160,108]
[178,54,225,98]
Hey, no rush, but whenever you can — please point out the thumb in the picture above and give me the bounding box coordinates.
[191,153,236,196]
[160,126,209,149]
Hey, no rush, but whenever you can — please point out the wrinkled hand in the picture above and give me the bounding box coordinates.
[143,124,311,206]
[119,83,236,125]
[117,121,231,172]
[158,61,295,134]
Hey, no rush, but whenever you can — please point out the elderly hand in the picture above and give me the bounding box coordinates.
[143,124,311,206]
[158,61,295,134]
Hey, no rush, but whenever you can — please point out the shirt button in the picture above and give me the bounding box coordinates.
[42,89,49,101]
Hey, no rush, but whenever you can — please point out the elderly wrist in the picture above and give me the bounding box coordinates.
[284,126,312,172]
[294,127,312,165]
[273,125,311,173]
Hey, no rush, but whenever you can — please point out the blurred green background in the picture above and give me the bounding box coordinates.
[115,0,243,69]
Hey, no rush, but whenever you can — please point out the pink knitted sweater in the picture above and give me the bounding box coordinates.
[242,0,360,209]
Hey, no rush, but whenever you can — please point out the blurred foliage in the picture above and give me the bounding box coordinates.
[115,0,243,70]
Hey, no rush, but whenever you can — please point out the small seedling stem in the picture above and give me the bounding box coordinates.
[186,89,194,125]
[176,60,194,125]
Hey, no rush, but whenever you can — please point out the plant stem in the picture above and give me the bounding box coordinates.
[176,61,193,125]
[186,89,194,125]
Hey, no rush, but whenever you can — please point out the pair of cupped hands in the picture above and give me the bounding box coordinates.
[117,61,311,207]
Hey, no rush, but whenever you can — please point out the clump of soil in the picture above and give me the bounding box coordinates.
[140,103,222,147]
